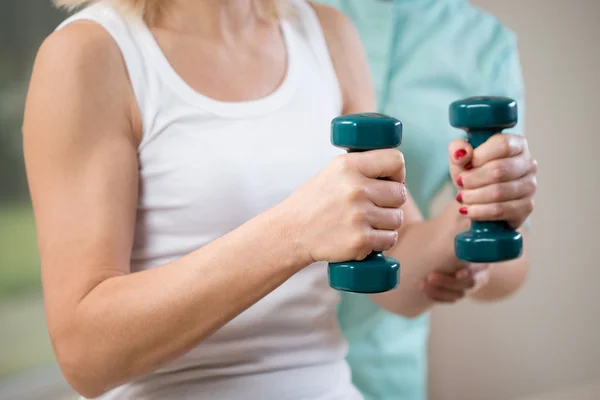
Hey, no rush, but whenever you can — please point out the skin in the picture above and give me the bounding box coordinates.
[314,5,536,314]
[22,0,535,397]
[371,0,535,305]
[420,136,536,304]
[24,2,406,397]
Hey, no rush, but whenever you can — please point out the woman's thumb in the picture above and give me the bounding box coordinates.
[448,138,473,180]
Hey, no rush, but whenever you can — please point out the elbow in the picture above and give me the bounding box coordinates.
[67,378,109,399]
[52,330,116,398]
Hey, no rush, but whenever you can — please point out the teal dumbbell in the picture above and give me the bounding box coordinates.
[450,96,523,263]
[328,113,403,294]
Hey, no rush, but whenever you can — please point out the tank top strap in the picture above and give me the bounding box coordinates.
[287,0,343,112]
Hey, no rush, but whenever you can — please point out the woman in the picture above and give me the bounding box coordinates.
[22,0,536,399]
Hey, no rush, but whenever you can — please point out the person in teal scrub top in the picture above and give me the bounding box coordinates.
[313,0,533,399]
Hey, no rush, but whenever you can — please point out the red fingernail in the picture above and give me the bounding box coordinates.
[457,176,464,187]
[456,192,463,203]
[454,149,467,160]
[465,162,473,170]
[459,207,468,215]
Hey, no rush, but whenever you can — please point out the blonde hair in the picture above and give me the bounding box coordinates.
[53,0,290,24]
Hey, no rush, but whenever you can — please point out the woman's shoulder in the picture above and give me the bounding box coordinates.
[34,19,132,111]
[40,19,123,73]
[306,1,359,53]
[304,1,377,112]
[27,19,139,145]
[46,2,143,81]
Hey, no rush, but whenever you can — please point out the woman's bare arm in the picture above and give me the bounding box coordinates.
[23,23,308,398]
[469,232,530,301]
[25,17,411,396]
[312,2,519,317]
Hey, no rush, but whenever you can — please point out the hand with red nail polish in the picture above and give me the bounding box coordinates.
[447,135,537,229]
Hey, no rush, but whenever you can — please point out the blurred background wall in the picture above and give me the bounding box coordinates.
[428,0,600,399]
[0,2,71,399]
[0,1,598,399]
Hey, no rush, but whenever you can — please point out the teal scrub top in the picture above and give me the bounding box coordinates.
[312,1,526,399]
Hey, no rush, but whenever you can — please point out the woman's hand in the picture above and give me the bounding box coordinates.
[449,134,537,229]
[280,149,408,264]
[421,264,491,303]
[420,133,536,304]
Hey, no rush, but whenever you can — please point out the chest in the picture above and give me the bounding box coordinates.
[150,27,288,103]
[137,98,343,238]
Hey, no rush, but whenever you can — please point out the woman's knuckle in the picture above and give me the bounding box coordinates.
[518,137,527,152]
[499,135,512,156]
[345,183,365,203]
[528,178,538,194]
[400,183,408,203]
[526,199,535,214]
[530,158,538,173]
[392,209,404,229]
[491,184,504,202]
[394,150,406,167]
[351,231,369,252]
[392,182,407,205]
[491,162,508,181]
[335,154,353,173]
[349,208,366,225]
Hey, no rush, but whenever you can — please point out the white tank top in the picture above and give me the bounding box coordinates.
[56,1,363,399]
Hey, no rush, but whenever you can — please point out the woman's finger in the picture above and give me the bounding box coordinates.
[352,149,406,183]
[448,138,474,167]
[457,153,536,189]
[364,229,399,253]
[457,173,537,205]
[421,281,465,303]
[460,197,535,228]
[466,269,492,295]
[467,263,490,275]
[448,138,474,183]
[426,271,475,291]
[364,179,407,208]
[470,134,527,167]
[364,203,404,231]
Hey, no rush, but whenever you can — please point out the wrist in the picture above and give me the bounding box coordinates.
[263,205,314,273]
[430,202,472,271]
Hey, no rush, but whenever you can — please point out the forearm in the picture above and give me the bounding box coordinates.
[371,202,469,317]
[58,207,306,397]
[371,202,530,315]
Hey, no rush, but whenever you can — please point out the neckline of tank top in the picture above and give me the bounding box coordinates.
[130,17,300,119]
